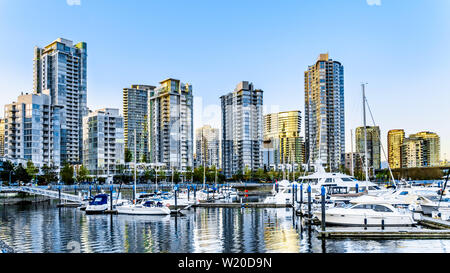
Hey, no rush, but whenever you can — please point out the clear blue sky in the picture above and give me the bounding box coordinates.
[0,0,449,162]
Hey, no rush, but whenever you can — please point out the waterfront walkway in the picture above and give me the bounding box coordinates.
[0,186,82,203]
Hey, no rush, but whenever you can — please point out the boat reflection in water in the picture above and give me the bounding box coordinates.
[2,203,450,253]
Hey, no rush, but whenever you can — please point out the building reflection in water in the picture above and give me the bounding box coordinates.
[3,203,450,253]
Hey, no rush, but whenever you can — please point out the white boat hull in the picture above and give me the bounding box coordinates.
[314,210,415,227]
[85,204,108,214]
[116,204,171,215]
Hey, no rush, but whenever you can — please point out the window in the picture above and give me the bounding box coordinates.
[373,205,393,213]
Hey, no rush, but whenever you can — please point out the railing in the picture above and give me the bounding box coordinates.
[0,186,82,203]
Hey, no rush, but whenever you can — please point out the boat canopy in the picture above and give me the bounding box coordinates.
[89,194,108,205]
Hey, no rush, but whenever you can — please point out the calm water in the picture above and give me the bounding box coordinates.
[1,202,450,253]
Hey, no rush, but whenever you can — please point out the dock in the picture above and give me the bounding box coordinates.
[318,227,450,239]
[57,202,82,208]
[193,202,291,208]
[417,216,450,229]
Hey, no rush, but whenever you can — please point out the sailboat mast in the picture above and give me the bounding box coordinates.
[351,129,354,177]
[134,129,137,204]
[362,84,370,187]
[202,129,206,189]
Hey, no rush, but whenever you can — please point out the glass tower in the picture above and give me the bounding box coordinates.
[221,81,263,178]
[305,53,345,171]
[33,38,87,165]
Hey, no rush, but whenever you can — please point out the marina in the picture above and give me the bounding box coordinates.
[1,172,450,253]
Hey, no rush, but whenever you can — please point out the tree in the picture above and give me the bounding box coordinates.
[142,169,153,183]
[141,153,149,163]
[60,162,75,185]
[157,169,166,182]
[185,166,193,181]
[0,160,15,185]
[125,149,132,163]
[15,164,31,185]
[26,161,39,183]
[232,169,244,182]
[254,168,266,181]
[77,165,89,183]
[193,166,204,183]
[39,164,58,185]
[172,169,180,183]
[243,166,252,182]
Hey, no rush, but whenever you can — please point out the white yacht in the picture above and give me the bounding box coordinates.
[263,180,294,205]
[85,194,109,214]
[313,201,416,226]
[419,195,450,215]
[299,161,383,200]
[196,188,216,202]
[223,187,239,202]
[116,199,171,215]
[351,187,441,213]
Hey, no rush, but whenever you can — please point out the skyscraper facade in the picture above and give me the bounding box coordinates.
[123,85,155,163]
[33,38,87,165]
[264,110,303,168]
[82,108,125,175]
[149,79,193,171]
[0,118,5,156]
[4,93,62,168]
[304,53,345,171]
[221,81,263,178]
[355,126,381,171]
[195,125,220,168]
[388,129,405,169]
[401,131,440,168]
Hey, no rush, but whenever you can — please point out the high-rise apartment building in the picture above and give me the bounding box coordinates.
[401,137,424,168]
[388,129,405,169]
[33,38,87,165]
[221,81,263,178]
[123,85,155,163]
[304,53,345,171]
[149,79,193,171]
[401,131,440,168]
[355,126,381,171]
[410,131,440,167]
[0,119,5,156]
[195,125,220,168]
[264,111,303,168]
[4,93,62,168]
[82,108,125,175]
[344,152,364,175]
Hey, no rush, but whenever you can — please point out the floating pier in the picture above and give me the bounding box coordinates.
[57,202,82,208]
[318,227,450,239]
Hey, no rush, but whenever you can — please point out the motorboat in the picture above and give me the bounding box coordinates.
[85,194,109,214]
[313,201,416,227]
[196,188,216,202]
[351,187,442,213]
[300,171,383,200]
[263,180,294,205]
[223,187,239,202]
[116,199,171,215]
[419,195,450,215]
